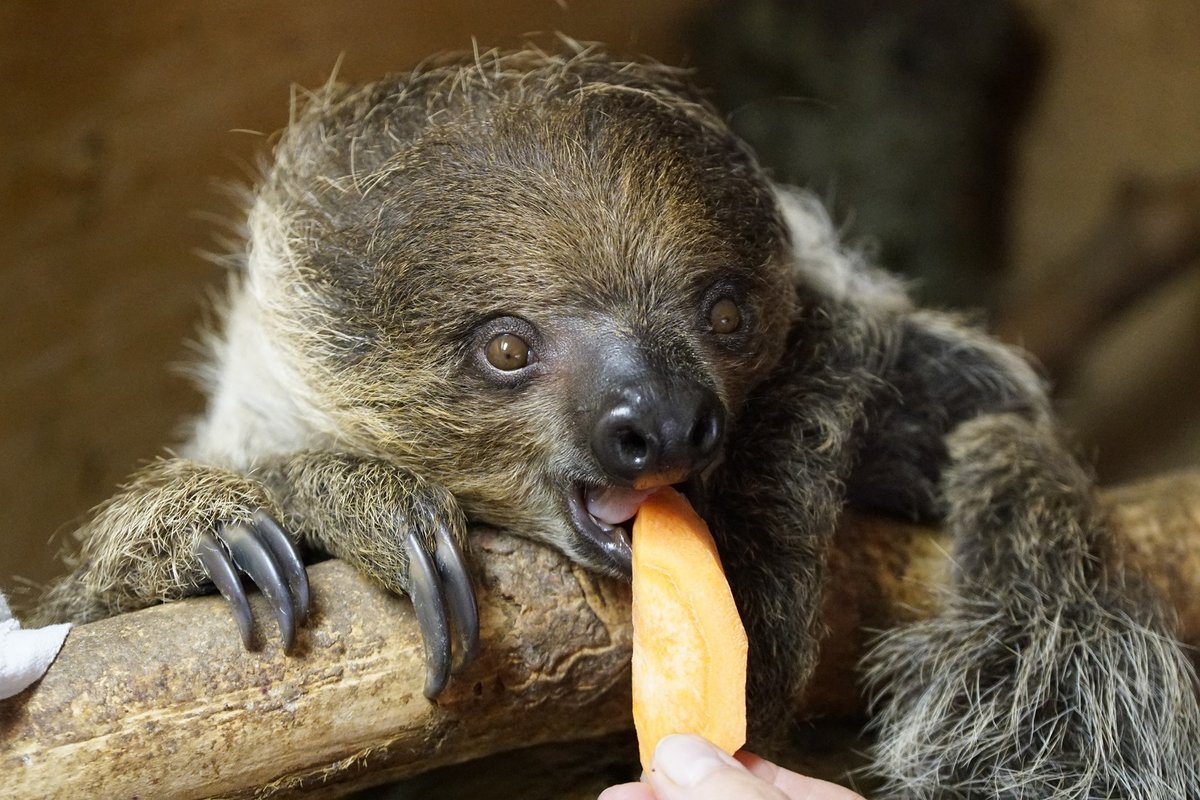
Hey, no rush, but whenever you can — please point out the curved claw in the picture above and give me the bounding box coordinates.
[406,530,451,699]
[220,521,295,651]
[197,530,253,649]
[252,510,311,624]
[433,522,479,669]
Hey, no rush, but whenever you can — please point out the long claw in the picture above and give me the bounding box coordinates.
[252,510,310,624]
[221,522,295,651]
[406,530,451,699]
[196,531,253,649]
[434,522,479,669]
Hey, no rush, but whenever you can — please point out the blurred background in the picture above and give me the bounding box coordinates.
[2,1,1198,610]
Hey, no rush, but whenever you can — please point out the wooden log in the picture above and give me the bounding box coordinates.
[2,473,1199,798]
[0,534,636,799]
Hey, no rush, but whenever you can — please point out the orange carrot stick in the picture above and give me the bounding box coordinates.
[631,487,748,772]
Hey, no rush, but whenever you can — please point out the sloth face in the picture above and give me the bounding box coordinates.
[256,54,794,573]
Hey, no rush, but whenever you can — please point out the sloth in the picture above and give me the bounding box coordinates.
[37,46,1200,797]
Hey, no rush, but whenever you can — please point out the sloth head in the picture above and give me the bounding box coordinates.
[248,48,794,574]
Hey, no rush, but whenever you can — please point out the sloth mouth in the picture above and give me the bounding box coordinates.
[565,483,658,577]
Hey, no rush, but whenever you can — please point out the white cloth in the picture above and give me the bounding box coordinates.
[0,590,70,699]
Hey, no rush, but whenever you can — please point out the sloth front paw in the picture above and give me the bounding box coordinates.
[195,509,310,651]
[194,507,480,699]
[400,518,479,698]
[257,452,481,697]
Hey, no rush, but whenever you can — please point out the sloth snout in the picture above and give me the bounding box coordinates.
[589,378,724,488]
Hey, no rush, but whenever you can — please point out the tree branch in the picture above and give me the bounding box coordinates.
[2,473,1198,798]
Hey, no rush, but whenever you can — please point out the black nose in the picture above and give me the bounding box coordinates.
[590,379,725,486]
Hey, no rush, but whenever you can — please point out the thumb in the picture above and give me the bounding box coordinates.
[646,735,788,800]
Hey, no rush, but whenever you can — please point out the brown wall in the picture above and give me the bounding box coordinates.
[0,1,703,589]
[1009,0,1200,479]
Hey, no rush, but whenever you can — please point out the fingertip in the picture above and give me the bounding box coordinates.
[736,749,868,800]
[734,749,779,782]
[652,733,742,787]
[598,783,655,800]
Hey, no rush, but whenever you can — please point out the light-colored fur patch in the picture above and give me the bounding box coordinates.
[775,185,911,314]
[182,200,337,469]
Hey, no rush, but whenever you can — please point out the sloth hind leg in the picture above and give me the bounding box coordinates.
[866,414,1200,799]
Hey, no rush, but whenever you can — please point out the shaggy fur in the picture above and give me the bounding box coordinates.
[39,44,1200,796]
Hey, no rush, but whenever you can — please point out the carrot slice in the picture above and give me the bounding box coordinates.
[631,486,747,772]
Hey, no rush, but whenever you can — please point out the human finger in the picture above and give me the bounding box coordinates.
[646,734,788,800]
[597,782,656,800]
[735,751,867,799]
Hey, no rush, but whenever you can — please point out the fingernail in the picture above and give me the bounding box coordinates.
[653,734,739,787]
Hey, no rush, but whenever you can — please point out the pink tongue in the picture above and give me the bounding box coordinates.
[585,485,657,526]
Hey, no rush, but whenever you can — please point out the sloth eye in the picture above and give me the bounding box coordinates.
[485,332,532,370]
[709,298,742,335]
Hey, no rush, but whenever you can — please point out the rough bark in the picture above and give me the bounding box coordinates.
[0,534,635,799]
[2,473,1198,799]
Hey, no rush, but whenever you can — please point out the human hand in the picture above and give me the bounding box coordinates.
[599,734,866,800]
